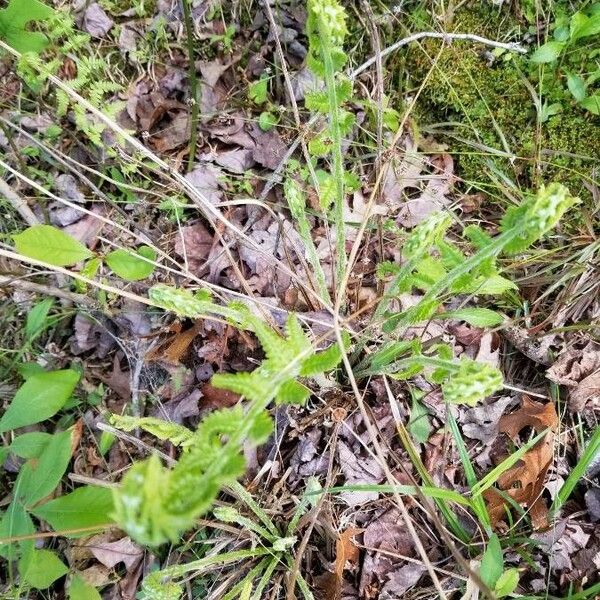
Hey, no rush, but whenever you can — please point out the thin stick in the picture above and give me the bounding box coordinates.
[0,178,39,226]
[351,31,527,79]
[181,0,200,171]
[0,274,95,307]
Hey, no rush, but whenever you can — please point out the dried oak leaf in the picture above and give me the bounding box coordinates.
[547,342,600,412]
[483,397,558,530]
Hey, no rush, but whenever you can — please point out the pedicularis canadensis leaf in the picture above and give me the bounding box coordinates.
[441,360,504,407]
[501,183,579,254]
[112,286,343,546]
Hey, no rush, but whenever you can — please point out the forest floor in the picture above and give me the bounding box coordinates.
[0,0,599,599]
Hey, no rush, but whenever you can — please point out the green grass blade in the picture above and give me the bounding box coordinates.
[447,412,492,534]
[551,425,600,515]
[320,484,472,506]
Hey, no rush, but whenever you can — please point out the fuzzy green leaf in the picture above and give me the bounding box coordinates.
[501,183,579,254]
[110,414,193,446]
[442,360,503,406]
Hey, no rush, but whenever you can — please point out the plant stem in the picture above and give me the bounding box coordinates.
[181,0,199,171]
[317,21,347,297]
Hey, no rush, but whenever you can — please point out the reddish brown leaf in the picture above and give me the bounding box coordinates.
[484,397,558,530]
[499,396,558,439]
[200,383,240,409]
[320,527,363,600]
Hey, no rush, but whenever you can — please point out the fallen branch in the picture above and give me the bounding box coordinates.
[351,31,527,78]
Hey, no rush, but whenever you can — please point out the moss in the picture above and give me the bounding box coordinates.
[396,2,599,211]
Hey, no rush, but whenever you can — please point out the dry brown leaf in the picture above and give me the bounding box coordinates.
[89,536,143,571]
[83,3,114,38]
[157,322,202,365]
[499,396,558,439]
[484,397,558,530]
[200,382,240,409]
[320,527,362,600]
[547,342,600,412]
[185,163,224,206]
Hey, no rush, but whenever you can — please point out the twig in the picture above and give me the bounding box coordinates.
[0,178,39,226]
[0,274,95,307]
[351,31,527,79]
[180,0,200,171]
[95,422,176,466]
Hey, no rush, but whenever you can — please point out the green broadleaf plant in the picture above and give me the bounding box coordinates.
[0,368,80,433]
[305,0,353,286]
[365,183,578,406]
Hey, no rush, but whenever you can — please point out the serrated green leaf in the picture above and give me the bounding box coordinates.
[69,575,102,600]
[31,486,114,535]
[469,275,517,295]
[110,414,193,446]
[19,549,68,589]
[276,379,311,404]
[530,40,565,63]
[300,342,342,376]
[13,225,93,266]
[105,245,156,281]
[480,534,503,588]
[10,432,52,459]
[441,308,504,327]
[16,428,74,506]
[0,369,80,433]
